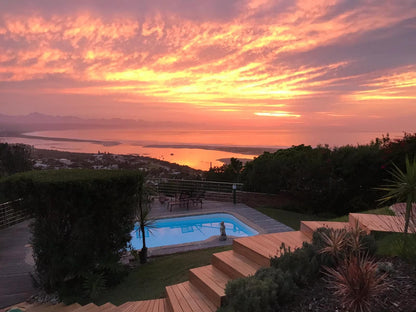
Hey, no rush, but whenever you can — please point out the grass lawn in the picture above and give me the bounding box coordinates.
[255,207,323,230]
[256,206,394,229]
[329,206,394,222]
[93,246,232,306]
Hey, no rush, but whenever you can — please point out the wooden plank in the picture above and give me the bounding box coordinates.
[232,239,270,267]
[118,302,134,312]
[177,281,204,312]
[166,285,181,312]
[235,236,275,257]
[71,303,98,312]
[166,283,192,312]
[190,265,228,295]
[184,282,216,312]
[212,250,260,278]
[189,265,230,307]
[58,303,82,312]
[270,231,310,249]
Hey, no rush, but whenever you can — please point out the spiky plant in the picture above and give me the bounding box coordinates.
[324,254,387,312]
[377,156,416,234]
[347,221,367,256]
[319,228,348,261]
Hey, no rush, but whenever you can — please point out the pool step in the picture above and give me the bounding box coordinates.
[166,281,216,312]
[188,265,232,308]
[118,298,169,312]
[233,231,311,266]
[211,250,261,279]
[300,221,351,239]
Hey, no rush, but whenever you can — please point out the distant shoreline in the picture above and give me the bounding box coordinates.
[144,144,279,155]
[2,133,121,147]
[1,132,280,155]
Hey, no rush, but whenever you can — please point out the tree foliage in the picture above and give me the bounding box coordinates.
[238,133,416,215]
[0,169,142,297]
[205,157,243,182]
[0,143,32,178]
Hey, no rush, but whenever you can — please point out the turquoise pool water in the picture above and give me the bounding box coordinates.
[130,213,258,248]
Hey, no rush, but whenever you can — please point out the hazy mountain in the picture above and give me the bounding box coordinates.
[0,112,185,133]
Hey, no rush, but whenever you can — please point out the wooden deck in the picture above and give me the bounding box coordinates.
[5,212,412,312]
[349,213,414,233]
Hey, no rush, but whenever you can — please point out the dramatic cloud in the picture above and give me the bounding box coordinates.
[0,0,415,132]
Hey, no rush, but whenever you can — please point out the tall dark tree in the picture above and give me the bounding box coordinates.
[0,143,32,177]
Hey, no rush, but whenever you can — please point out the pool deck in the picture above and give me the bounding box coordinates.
[147,199,293,257]
[0,220,36,309]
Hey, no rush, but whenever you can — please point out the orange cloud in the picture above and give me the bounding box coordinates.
[0,0,415,131]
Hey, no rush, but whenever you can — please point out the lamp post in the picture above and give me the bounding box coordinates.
[232,183,237,205]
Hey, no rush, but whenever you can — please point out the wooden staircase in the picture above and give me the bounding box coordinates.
[5,213,406,312]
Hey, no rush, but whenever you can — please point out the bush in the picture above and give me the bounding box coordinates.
[270,242,321,287]
[0,143,32,179]
[223,267,297,312]
[0,169,142,297]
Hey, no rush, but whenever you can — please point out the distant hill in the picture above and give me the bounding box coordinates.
[0,112,182,134]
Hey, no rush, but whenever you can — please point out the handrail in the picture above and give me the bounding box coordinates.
[150,178,243,187]
[0,198,23,207]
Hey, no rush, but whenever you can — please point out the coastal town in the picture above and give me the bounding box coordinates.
[32,148,201,179]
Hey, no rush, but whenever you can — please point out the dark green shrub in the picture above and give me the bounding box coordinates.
[0,143,32,179]
[224,267,297,312]
[270,242,321,287]
[0,169,142,297]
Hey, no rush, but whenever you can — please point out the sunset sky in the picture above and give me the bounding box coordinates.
[0,0,415,133]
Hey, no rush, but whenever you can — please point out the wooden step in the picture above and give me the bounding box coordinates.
[119,298,169,312]
[233,231,311,266]
[166,281,216,312]
[300,221,350,239]
[26,303,54,312]
[58,303,82,312]
[211,250,261,279]
[188,265,231,308]
[98,302,118,311]
[72,303,99,312]
[233,236,273,267]
[349,213,408,233]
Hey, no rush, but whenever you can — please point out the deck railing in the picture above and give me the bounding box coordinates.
[148,179,243,197]
[0,198,29,230]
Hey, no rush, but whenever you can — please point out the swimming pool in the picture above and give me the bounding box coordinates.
[130,213,258,248]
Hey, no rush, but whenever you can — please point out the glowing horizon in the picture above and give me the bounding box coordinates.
[0,0,415,135]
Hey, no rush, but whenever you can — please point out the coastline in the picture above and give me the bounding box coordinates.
[0,131,278,156]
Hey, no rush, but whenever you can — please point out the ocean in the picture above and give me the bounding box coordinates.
[0,128,401,170]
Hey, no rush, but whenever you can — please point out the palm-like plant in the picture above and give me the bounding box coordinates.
[377,156,416,234]
[135,180,155,263]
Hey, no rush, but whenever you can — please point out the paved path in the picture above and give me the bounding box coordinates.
[0,220,36,308]
[148,200,293,256]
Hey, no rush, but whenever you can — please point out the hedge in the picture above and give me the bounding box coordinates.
[0,169,143,297]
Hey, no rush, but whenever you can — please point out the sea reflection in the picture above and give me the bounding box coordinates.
[0,128,403,171]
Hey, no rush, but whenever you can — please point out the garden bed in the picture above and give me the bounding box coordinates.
[280,256,416,312]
